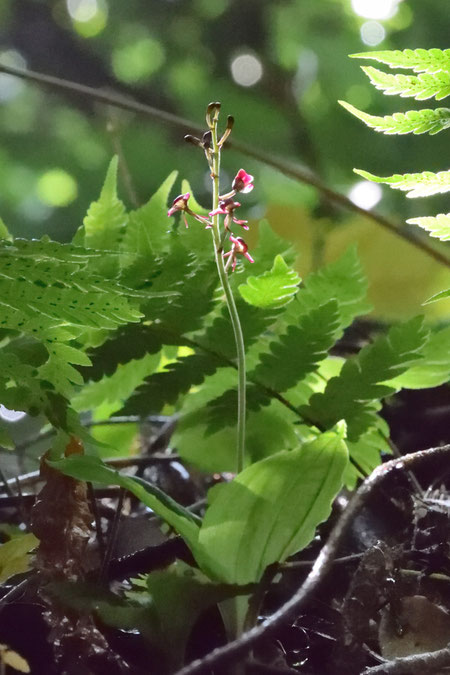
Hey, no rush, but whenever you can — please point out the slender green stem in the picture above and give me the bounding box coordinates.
[209,116,246,474]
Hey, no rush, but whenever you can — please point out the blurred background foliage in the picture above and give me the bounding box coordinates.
[0,0,449,319]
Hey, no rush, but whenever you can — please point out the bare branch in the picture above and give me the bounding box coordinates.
[0,62,448,270]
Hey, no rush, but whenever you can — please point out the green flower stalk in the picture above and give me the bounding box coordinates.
[167,102,255,473]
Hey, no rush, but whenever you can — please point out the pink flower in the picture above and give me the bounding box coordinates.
[167,192,212,228]
[167,192,190,217]
[209,198,249,230]
[223,234,254,272]
[232,169,254,194]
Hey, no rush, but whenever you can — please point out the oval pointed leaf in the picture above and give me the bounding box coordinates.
[195,431,348,584]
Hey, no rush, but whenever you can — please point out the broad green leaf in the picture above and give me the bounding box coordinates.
[196,430,348,584]
[48,455,200,547]
[407,213,450,241]
[302,317,429,441]
[384,326,450,388]
[362,66,450,101]
[350,48,450,75]
[0,533,38,583]
[239,254,300,308]
[355,169,450,199]
[136,563,245,669]
[339,100,450,135]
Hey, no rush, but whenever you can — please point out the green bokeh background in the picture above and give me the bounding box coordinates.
[0,0,449,318]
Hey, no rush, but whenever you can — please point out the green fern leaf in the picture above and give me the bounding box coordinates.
[350,48,450,75]
[121,171,178,259]
[238,255,300,309]
[120,301,278,416]
[301,317,428,441]
[362,66,450,101]
[407,212,450,241]
[339,100,450,135]
[205,301,341,432]
[75,157,128,258]
[384,325,450,389]
[251,300,340,391]
[287,246,371,332]
[355,169,450,198]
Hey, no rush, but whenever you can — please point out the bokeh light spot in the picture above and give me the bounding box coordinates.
[348,180,382,210]
[351,0,400,20]
[67,0,98,22]
[67,0,108,37]
[112,37,165,83]
[360,21,386,46]
[37,169,78,207]
[230,53,263,87]
[0,405,26,422]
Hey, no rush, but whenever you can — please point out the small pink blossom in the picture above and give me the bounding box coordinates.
[209,198,249,230]
[232,169,254,194]
[223,234,254,272]
[167,192,190,217]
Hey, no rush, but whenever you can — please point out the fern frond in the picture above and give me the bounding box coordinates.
[350,48,450,75]
[205,301,341,432]
[286,246,371,333]
[75,156,128,256]
[238,255,301,309]
[301,317,429,441]
[251,300,340,392]
[339,100,450,135]
[121,171,178,259]
[362,66,450,101]
[119,300,280,416]
[355,169,450,198]
[407,213,450,241]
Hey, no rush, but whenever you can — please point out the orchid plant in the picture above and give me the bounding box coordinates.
[168,103,255,472]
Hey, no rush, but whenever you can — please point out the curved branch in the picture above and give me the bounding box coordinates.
[0,62,448,270]
[173,445,450,675]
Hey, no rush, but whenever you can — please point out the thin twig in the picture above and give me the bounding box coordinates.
[363,644,450,674]
[173,445,450,675]
[0,62,448,270]
[100,487,125,583]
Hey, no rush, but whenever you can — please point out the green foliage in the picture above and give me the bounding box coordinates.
[354,169,450,199]
[48,454,201,544]
[302,317,429,441]
[350,48,450,74]
[339,101,450,135]
[342,48,450,283]
[361,66,450,101]
[197,429,348,584]
[238,254,300,308]
[385,325,450,389]
[0,533,38,583]
[406,213,450,242]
